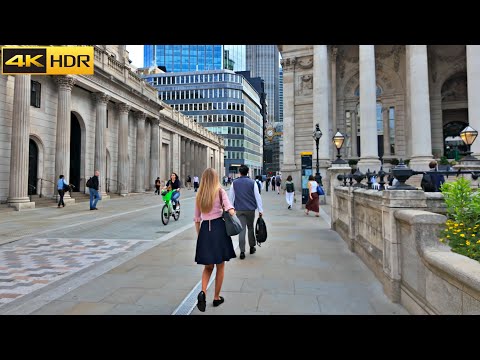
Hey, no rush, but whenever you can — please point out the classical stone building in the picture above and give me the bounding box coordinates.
[278,45,479,191]
[0,45,224,210]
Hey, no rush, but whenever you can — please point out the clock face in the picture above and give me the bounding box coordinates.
[267,129,274,137]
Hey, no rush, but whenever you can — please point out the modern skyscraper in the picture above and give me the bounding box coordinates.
[143,69,263,177]
[144,45,246,72]
[246,45,282,174]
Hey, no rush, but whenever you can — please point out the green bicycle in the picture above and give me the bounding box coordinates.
[161,189,180,225]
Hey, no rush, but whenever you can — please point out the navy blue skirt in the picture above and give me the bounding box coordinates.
[195,217,237,265]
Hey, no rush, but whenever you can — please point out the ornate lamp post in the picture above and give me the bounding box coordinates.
[313,123,323,185]
[459,125,479,161]
[332,129,347,164]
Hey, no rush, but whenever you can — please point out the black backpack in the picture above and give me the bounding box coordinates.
[286,182,294,193]
[86,177,93,188]
[255,216,267,246]
[421,173,436,192]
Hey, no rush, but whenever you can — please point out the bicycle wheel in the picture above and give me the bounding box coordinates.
[173,207,180,221]
[161,204,170,225]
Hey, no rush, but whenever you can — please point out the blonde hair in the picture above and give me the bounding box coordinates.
[196,168,221,213]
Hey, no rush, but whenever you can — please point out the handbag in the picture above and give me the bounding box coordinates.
[317,184,325,196]
[219,190,243,236]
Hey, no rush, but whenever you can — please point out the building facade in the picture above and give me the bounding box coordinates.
[144,45,246,72]
[143,69,263,177]
[278,45,479,192]
[246,45,282,175]
[0,45,224,209]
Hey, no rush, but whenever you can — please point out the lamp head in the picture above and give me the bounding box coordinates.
[460,126,478,146]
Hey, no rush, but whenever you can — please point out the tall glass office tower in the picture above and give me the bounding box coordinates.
[246,45,282,174]
[144,45,246,72]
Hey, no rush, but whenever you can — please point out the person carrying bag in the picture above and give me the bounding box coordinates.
[194,167,237,313]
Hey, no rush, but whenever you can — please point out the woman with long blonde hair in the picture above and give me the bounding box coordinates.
[194,167,236,312]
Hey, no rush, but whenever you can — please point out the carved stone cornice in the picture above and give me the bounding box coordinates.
[135,111,147,121]
[296,56,313,69]
[116,103,130,114]
[55,75,76,91]
[280,57,297,71]
[80,72,161,115]
[92,92,110,105]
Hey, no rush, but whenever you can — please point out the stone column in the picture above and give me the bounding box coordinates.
[150,118,160,190]
[358,45,381,172]
[212,149,216,171]
[8,75,35,210]
[280,57,297,179]
[219,146,225,175]
[135,111,146,193]
[181,136,186,184]
[407,45,433,170]
[331,47,338,148]
[117,103,130,196]
[172,133,180,175]
[193,142,198,178]
[383,106,391,157]
[159,126,164,182]
[313,45,331,192]
[93,92,110,199]
[467,45,480,157]
[351,110,358,157]
[54,76,76,203]
[185,139,191,179]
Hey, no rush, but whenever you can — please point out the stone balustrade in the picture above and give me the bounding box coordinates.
[330,181,480,314]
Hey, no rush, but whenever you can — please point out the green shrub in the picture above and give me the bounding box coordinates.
[439,156,450,165]
[348,159,358,166]
[440,177,480,262]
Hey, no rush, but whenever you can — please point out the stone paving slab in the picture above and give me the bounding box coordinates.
[4,188,407,315]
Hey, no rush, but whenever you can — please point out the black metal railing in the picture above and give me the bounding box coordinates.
[337,159,480,191]
[106,178,124,194]
[28,184,36,202]
[38,178,58,201]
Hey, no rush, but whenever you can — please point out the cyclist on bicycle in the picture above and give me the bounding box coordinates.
[164,172,182,210]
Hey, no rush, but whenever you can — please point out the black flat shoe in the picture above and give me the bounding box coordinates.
[197,291,206,312]
[213,296,224,307]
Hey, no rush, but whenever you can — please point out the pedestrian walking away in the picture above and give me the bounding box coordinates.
[87,170,101,210]
[271,175,276,192]
[193,175,199,192]
[276,175,281,194]
[284,175,295,209]
[305,175,320,217]
[229,165,264,260]
[154,177,161,195]
[186,175,192,190]
[57,174,69,208]
[194,167,236,312]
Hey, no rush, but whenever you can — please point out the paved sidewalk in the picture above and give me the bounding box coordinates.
[4,188,407,315]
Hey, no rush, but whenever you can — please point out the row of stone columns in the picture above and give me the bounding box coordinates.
[179,139,211,183]
[310,45,480,173]
[6,74,221,208]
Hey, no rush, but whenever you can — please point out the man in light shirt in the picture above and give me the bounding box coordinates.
[193,175,199,192]
[229,165,264,260]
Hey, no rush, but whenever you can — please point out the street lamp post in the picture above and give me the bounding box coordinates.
[332,129,347,164]
[459,125,479,162]
[313,123,323,185]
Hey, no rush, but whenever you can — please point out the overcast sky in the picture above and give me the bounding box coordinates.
[127,45,144,68]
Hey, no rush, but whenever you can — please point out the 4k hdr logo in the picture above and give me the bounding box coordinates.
[1,46,94,75]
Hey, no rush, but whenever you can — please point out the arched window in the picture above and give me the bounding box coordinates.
[354,85,383,97]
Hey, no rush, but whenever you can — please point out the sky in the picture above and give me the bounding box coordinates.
[127,45,144,68]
